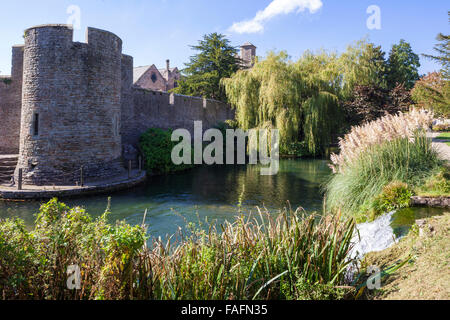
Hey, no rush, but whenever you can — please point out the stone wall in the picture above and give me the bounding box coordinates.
[0,45,23,154]
[411,196,450,208]
[15,25,125,185]
[123,87,235,147]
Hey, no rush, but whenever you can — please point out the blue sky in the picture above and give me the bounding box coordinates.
[0,0,448,76]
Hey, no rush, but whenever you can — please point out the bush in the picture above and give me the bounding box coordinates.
[0,199,357,300]
[417,166,450,196]
[140,128,194,175]
[372,182,413,216]
[0,198,147,300]
[281,141,314,157]
[432,123,450,132]
[325,132,442,222]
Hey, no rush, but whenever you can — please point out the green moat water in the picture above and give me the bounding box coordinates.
[0,159,446,238]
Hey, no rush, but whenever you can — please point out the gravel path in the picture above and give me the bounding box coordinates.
[428,132,450,162]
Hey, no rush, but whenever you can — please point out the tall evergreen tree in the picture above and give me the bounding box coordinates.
[387,39,421,90]
[339,40,389,98]
[422,12,449,80]
[172,33,241,102]
[415,12,450,116]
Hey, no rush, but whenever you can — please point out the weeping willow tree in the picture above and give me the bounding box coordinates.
[222,51,343,155]
[302,92,342,155]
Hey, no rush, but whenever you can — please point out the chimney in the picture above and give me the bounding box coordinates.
[166,59,170,72]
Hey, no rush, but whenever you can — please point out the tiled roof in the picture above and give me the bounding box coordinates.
[159,68,178,81]
[133,65,179,83]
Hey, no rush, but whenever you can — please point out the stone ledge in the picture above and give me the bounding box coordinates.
[411,196,450,208]
[0,170,147,200]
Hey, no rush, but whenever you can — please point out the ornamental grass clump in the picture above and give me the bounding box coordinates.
[329,109,433,173]
[0,199,357,300]
[325,133,442,222]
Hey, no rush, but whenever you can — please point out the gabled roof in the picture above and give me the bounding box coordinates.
[134,65,179,83]
[133,64,163,83]
[159,67,179,81]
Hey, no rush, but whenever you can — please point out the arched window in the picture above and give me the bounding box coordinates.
[151,73,157,83]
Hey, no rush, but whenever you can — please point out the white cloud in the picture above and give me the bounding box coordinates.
[229,0,323,34]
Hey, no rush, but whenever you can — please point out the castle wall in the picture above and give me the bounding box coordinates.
[0,45,23,154]
[123,88,235,147]
[15,25,125,185]
[1,24,235,186]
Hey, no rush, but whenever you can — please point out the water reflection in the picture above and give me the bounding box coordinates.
[391,207,447,238]
[0,159,331,238]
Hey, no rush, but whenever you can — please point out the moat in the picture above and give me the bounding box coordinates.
[0,159,327,236]
[0,159,445,239]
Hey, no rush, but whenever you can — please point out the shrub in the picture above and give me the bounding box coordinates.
[373,182,413,215]
[325,133,442,222]
[0,198,147,300]
[281,141,314,157]
[139,128,194,175]
[417,166,450,196]
[432,123,450,132]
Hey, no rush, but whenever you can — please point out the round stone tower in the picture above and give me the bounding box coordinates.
[15,24,125,185]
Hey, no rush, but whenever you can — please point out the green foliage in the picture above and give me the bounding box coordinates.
[0,200,357,300]
[338,39,389,96]
[222,38,422,155]
[281,141,313,157]
[140,128,193,175]
[172,33,241,102]
[0,198,147,300]
[422,12,450,80]
[325,132,443,222]
[387,39,421,90]
[1,77,12,85]
[373,182,413,216]
[412,72,450,117]
[146,208,356,300]
[417,166,450,196]
[432,123,450,132]
[302,92,342,155]
[222,51,343,156]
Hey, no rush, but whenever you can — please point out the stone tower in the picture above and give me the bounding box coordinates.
[240,42,257,68]
[15,24,126,185]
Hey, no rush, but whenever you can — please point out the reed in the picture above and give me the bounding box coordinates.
[0,199,356,300]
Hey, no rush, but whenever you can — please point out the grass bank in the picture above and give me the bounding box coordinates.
[361,212,450,300]
[0,199,357,300]
[436,132,450,146]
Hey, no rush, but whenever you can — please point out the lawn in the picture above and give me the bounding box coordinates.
[436,132,450,146]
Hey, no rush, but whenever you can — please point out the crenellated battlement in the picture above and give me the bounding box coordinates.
[23,24,122,55]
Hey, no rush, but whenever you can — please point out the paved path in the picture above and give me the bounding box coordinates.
[0,170,147,200]
[428,132,450,162]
